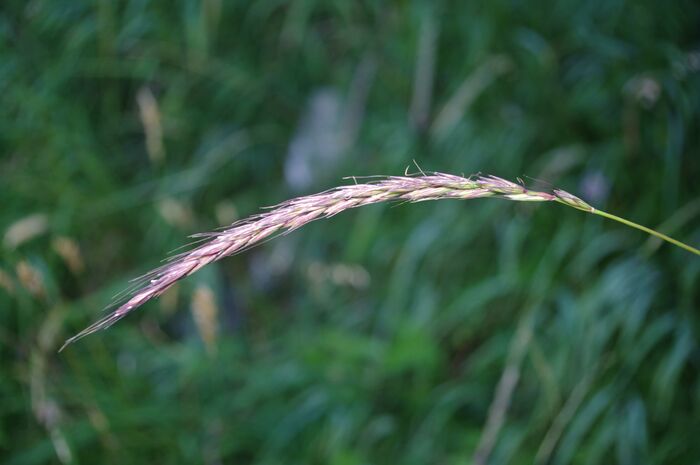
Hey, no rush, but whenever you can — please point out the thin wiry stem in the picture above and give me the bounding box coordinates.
[60,171,699,350]
[591,210,700,256]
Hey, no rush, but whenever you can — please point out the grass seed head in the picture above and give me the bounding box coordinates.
[60,171,698,350]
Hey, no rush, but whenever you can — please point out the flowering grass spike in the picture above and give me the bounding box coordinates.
[61,171,699,350]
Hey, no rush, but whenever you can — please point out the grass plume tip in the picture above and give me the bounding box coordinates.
[60,171,700,351]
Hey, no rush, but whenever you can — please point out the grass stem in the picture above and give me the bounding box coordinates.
[590,209,700,257]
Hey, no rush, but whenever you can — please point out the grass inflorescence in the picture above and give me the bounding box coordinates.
[61,171,699,350]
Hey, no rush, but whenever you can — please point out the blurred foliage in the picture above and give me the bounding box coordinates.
[2,0,700,464]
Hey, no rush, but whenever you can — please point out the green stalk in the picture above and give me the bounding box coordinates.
[561,204,700,257]
[590,209,700,256]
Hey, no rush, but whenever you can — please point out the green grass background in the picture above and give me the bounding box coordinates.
[2,1,700,463]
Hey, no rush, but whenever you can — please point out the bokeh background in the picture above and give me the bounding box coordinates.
[2,1,700,464]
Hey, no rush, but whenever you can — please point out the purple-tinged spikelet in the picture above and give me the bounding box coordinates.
[64,170,700,350]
